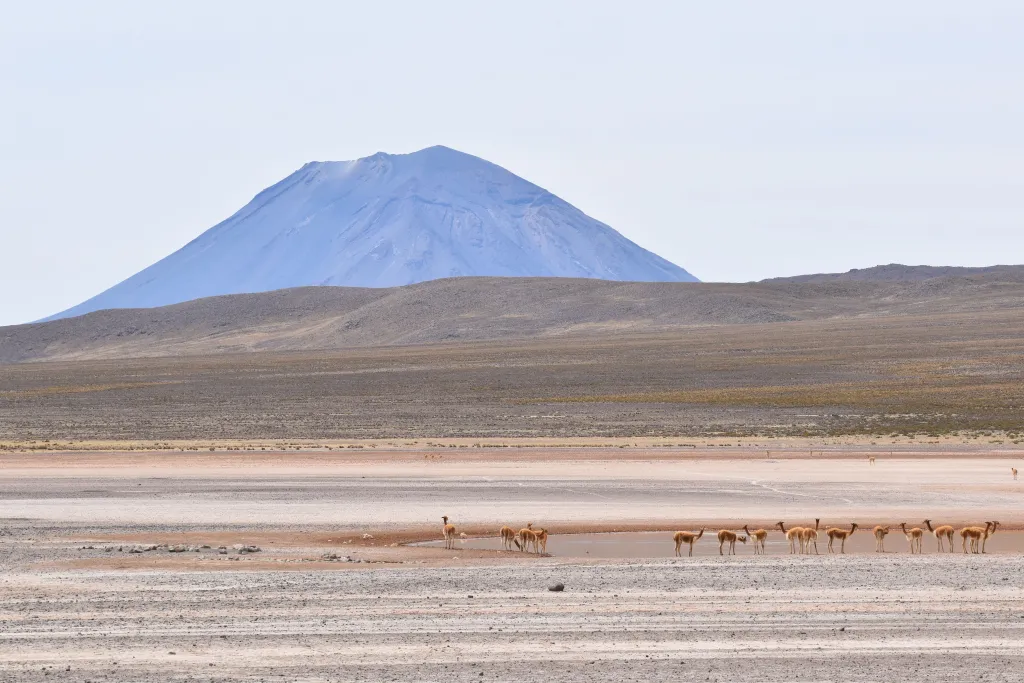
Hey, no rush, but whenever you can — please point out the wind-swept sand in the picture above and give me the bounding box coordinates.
[1,447,1022,681]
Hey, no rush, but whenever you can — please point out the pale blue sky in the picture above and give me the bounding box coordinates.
[2,2,1023,325]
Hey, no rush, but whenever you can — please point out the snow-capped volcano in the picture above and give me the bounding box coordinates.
[48,146,697,320]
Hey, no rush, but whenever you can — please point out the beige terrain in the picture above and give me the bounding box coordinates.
[3,307,1024,444]
[3,271,1024,680]
[1,447,1023,681]
[5,268,1024,363]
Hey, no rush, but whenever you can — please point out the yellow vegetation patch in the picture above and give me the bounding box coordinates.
[524,379,1024,409]
[0,381,182,398]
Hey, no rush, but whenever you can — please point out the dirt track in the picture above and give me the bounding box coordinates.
[1,448,1023,681]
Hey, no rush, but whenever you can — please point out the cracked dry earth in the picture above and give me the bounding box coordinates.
[2,552,1023,682]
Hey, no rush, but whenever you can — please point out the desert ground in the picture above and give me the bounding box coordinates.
[3,283,1024,680]
[2,446,1023,682]
[4,308,1024,446]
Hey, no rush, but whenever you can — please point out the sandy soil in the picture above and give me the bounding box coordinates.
[1,449,1023,681]
[2,448,1020,528]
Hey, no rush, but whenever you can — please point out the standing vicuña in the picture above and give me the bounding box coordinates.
[872,525,890,553]
[534,528,549,555]
[717,529,747,555]
[825,522,857,554]
[981,520,999,554]
[673,528,704,557]
[900,522,924,554]
[743,525,768,555]
[800,519,820,555]
[441,515,457,550]
[959,522,990,554]
[923,519,954,553]
[517,523,536,553]
[499,525,519,551]
[776,522,805,554]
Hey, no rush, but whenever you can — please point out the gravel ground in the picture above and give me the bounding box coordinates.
[1,451,1022,681]
[1,550,1022,682]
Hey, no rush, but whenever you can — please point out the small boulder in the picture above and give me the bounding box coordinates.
[548,583,565,592]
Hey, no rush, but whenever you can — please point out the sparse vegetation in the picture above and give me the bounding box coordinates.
[2,308,1023,442]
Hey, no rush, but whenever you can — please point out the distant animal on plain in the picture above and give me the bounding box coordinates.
[441,515,457,550]
[981,520,999,554]
[960,522,990,554]
[717,529,747,555]
[800,519,821,555]
[743,525,768,554]
[517,523,537,553]
[776,521,805,554]
[534,528,549,554]
[923,519,954,553]
[499,525,520,551]
[673,528,704,557]
[900,522,924,554]
[825,522,857,554]
[873,525,890,552]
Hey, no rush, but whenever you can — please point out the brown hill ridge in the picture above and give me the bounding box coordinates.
[3,270,1024,364]
[763,263,1024,284]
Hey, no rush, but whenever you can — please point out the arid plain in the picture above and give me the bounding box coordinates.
[1,447,1022,682]
[2,275,1024,681]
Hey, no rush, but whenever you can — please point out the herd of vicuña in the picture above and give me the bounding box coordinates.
[443,517,1003,556]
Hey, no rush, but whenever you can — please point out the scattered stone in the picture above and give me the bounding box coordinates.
[548,583,565,592]
[321,552,352,562]
[168,545,188,553]
[361,534,374,540]
[218,547,228,555]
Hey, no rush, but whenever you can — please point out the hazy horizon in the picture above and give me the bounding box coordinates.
[3,2,1023,325]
